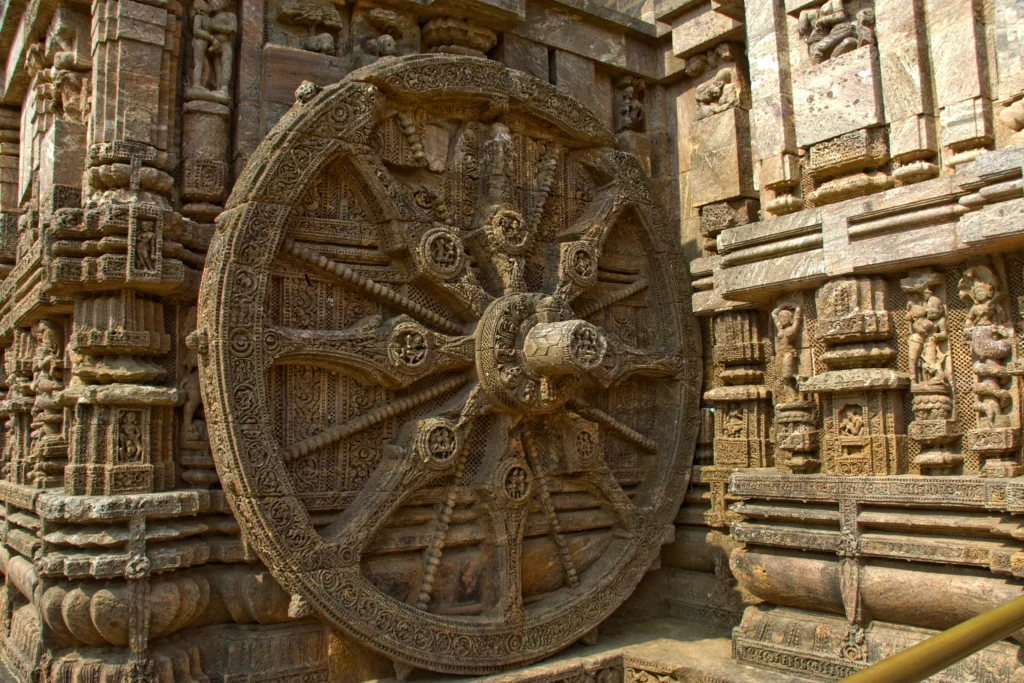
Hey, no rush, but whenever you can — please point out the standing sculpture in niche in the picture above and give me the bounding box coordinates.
[189,0,236,94]
[28,320,64,487]
[772,305,803,402]
[906,279,949,386]
[902,270,958,473]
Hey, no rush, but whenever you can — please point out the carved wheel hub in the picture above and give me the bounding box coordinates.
[198,55,700,674]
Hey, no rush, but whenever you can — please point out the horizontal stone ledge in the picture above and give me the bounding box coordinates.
[799,368,910,393]
[727,471,1017,508]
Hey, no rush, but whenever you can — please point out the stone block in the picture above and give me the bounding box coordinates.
[616,131,652,176]
[499,34,548,81]
[940,97,993,147]
[112,0,169,45]
[261,44,350,107]
[995,0,1024,100]
[806,128,889,181]
[875,0,931,121]
[514,4,628,72]
[889,114,938,161]
[551,50,600,114]
[784,0,821,13]
[671,2,744,58]
[759,152,800,190]
[751,96,796,160]
[689,107,755,206]
[793,46,885,148]
[39,120,87,200]
[925,0,985,108]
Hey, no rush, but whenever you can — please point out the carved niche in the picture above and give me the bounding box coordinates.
[197,55,701,674]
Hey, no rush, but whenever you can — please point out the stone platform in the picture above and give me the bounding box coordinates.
[376,619,817,683]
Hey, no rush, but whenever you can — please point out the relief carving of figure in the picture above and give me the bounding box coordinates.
[724,403,744,437]
[25,12,92,124]
[959,265,1014,430]
[119,412,144,462]
[365,9,407,56]
[614,76,645,132]
[180,310,206,443]
[695,68,740,121]
[29,320,63,443]
[135,218,157,272]
[278,0,343,55]
[189,0,236,94]
[772,305,803,401]
[905,281,949,386]
[798,0,876,65]
[960,265,1008,327]
[839,404,864,436]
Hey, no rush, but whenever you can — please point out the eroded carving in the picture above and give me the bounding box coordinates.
[797,0,876,65]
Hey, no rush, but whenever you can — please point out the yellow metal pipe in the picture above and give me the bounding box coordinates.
[841,593,1024,683]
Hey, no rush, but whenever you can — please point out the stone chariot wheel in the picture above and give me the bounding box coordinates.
[198,54,701,674]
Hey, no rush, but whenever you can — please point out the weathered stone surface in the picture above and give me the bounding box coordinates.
[688,107,755,206]
[792,46,884,148]
[8,0,1024,680]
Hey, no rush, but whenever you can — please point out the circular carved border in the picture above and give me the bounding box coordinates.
[198,54,703,674]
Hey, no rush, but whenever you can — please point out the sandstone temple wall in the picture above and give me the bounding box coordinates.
[0,0,1022,680]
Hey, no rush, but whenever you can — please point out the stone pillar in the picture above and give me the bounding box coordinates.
[874,0,939,183]
[790,2,893,206]
[1,330,35,485]
[0,107,20,279]
[744,0,801,216]
[703,311,772,469]
[924,0,993,168]
[801,277,910,476]
[685,42,759,252]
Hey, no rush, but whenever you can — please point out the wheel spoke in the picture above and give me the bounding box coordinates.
[283,239,463,335]
[570,399,657,453]
[476,433,532,624]
[266,316,474,389]
[575,278,648,319]
[286,374,468,462]
[552,186,629,306]
[522,425,579,588]
[589,335,684,388]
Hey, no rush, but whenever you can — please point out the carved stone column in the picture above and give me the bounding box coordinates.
[0,107,20,280]
[959,261,1020,477]
[802,277,909,476]
[790,2,893,206]
[685,43,758,255]
[1,330,35,485]
[703,311,771,468]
